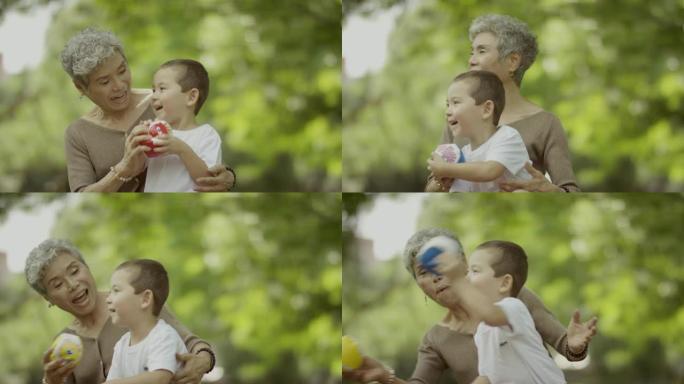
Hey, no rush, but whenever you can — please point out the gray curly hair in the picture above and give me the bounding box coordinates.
[403,228,465,278]
[25,239,88,297]
[60,27,127,88]
[469,14,538,86]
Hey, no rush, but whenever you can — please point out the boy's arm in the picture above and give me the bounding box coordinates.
[154,136,211,181]
[105,370,173,384]
[176,141,211,182]
[430,254,509,327]
[449,278,509,327]
[428,159,506,182]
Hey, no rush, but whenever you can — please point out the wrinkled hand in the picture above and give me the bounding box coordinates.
[499,162,562,192]
[566,309,598,354]
[427,153,449,178]
[42,347,76,384]
[425,175,452,192]
[194,164,234,192]
[172,352,206,384]
[342,356,390,383]
[119,121,151,178]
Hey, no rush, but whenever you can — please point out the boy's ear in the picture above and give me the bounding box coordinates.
[499,274,514,296]
[186,88,200,108]
[140,289,154,311]
[481,100,495,121]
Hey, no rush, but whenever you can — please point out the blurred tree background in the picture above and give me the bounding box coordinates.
[0,193,342,384]
[0,0,341,191]
[343,193,684,383]
[342,0,684,191]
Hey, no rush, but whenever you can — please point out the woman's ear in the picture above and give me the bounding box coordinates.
[73,80,87,97]
[506,52,522,74]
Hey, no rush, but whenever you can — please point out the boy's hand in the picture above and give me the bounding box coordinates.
[566,309,598,354]
[153,134,189,156]
[427,153,449,178]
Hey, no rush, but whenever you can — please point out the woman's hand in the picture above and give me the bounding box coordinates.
[566,309,598,354]
[172,352,208,384]
[499,162,563,192]
[342,356,392,383]
[42,347,76,384]
[425,176,453,192]
[117,122,151,178]
[194,164,235,192]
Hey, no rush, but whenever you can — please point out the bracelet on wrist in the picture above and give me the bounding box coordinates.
[109,166,133,183]
[196,347,216,373]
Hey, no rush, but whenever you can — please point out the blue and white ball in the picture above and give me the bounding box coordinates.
[417,236,462,275]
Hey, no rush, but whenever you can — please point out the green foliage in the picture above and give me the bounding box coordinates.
[0,194,342,384]
[343,193,684,383]
[0,0,341,191]
[343,0,684,191]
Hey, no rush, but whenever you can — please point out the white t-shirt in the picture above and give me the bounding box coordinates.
[144,124,222,192]
[449,125,532,192]
[106,318,188,380]
[474,297,566,384]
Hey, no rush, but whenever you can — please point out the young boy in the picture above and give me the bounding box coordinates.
[421,240,567,384]
[427,70,531,192]
[105,259,187,384]
[142,59,222,192]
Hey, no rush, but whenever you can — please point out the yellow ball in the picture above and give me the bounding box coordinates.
[50,334,83,365]
[342,335,363,369]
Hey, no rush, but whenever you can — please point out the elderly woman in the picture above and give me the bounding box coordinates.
[343,228,597,383]
[427,14,579,192]
[26,239,215,384]
[61,28,235,192]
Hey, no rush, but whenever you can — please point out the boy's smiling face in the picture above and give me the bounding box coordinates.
[151,66,195,125]
[446,79,484,139]
[106,267,143,328]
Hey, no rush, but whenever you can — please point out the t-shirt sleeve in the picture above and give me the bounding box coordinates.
[195,127,222,167]
[64,124,96,192]
[494,297,532,336]
[106,338,124,380]
[485,128,530,175]
[145,325,188,374]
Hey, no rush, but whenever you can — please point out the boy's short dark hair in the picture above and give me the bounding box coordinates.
[476,240,527,297]
[160,59,209,115]
[452,70,506,126]
[116,259,169,316]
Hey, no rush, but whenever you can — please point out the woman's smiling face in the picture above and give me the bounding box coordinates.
[42,252,98,317]
[82,52,132,113]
